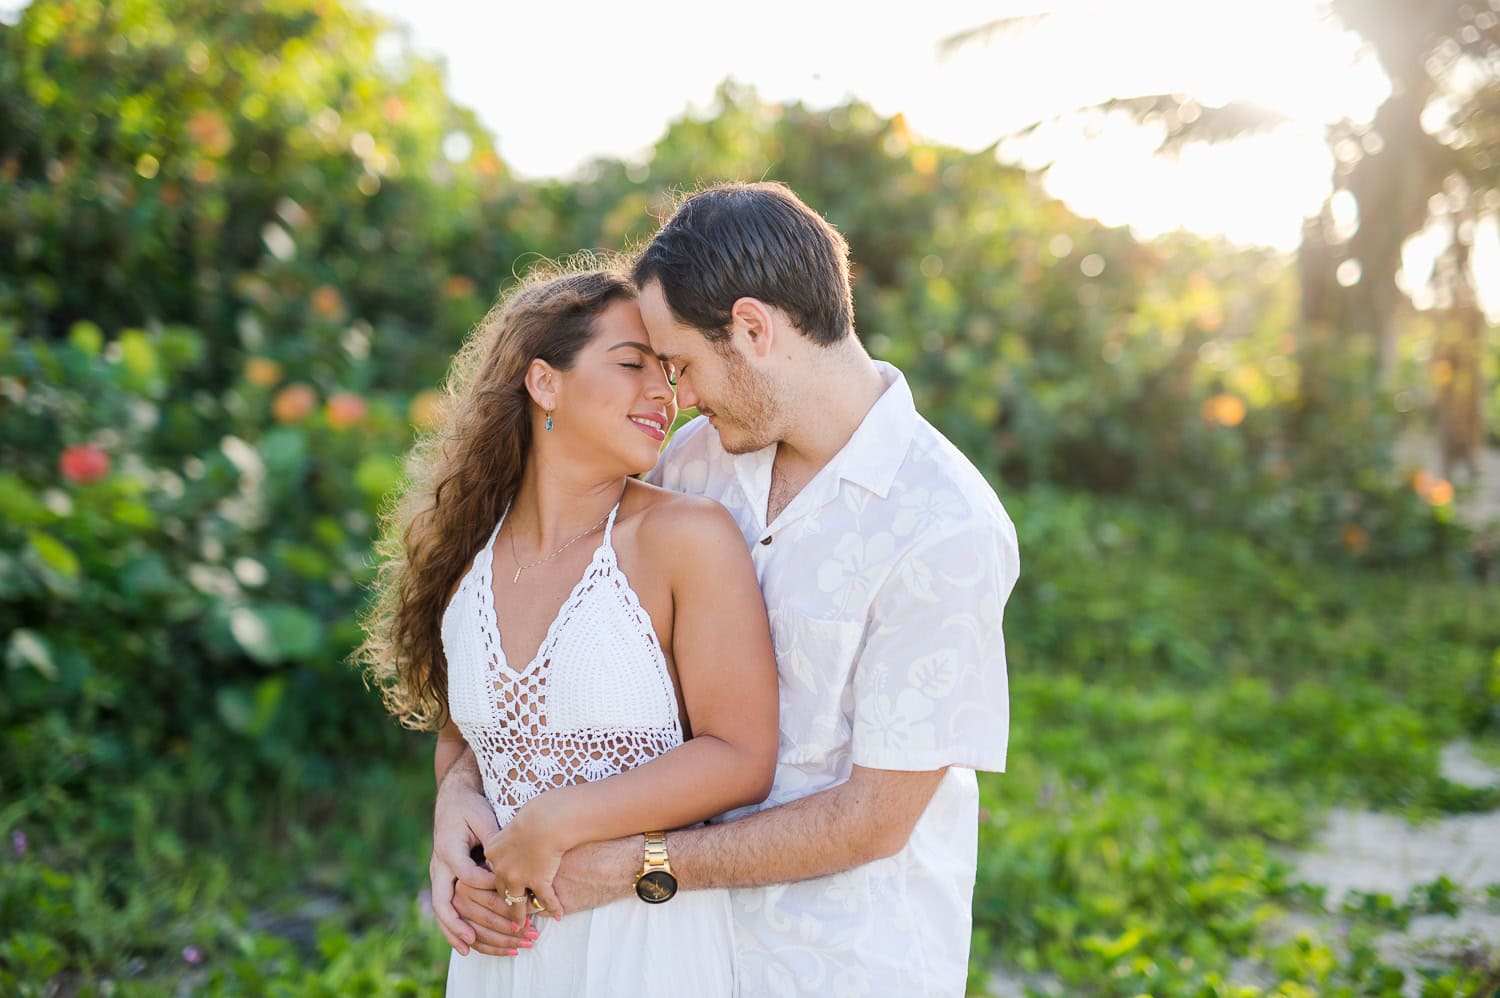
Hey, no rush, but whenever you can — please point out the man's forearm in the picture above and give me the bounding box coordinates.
[436,739,481,790]
[667,766,946,890]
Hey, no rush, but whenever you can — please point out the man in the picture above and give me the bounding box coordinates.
[431,181,1018,995]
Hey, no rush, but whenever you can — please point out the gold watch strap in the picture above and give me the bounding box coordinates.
[641,830,671,875]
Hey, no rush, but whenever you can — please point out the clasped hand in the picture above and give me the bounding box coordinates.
[483,795,569,929]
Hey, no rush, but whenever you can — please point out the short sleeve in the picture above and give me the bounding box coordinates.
[850,514,1018,773]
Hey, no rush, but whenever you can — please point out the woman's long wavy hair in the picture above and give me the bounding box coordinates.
[356,261,637,730]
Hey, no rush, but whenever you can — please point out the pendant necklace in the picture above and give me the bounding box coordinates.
[508,490,623,583]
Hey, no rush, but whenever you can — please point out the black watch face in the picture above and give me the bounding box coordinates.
[636,869,678,904]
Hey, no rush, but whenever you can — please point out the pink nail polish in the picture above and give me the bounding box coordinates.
[525,929,539,940]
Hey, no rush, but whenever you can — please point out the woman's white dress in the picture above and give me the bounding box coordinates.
[441,502,737,997]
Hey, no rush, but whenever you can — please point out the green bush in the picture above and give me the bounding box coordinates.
[0,320,419,797]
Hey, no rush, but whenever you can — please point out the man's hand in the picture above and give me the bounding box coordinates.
[431,750,529,956]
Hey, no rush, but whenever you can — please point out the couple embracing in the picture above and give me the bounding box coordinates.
[359,181,1019,997]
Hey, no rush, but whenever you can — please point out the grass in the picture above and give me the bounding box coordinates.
[3,488,1499,996]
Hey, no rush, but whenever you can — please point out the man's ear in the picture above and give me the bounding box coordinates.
[730,297,779,361]
[523,359,559,412]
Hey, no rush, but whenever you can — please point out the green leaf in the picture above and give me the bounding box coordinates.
[6,628,58,681]
[261,427,309,481]
[229,606,278,665]
[26,531,80,581]
[68,320,103,356]
[229,604,323,665]
[259,605,324,660]
[216,677,285,736]
[118,329,159,380]
[0,473,48,527]
[215,687,256,734]
[354,454,402,502]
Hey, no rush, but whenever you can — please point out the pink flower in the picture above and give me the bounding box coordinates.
[182,946,204,965]
[59,443,110,484]
[10,831,26,857]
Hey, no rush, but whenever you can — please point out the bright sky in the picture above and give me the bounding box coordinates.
[2,0,1493,313]
[359,0,1386,253]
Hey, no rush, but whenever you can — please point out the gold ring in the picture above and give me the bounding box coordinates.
[529,893,546,913]
[503,889,525,906]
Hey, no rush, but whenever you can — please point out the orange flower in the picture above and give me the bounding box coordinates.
[325,391,369,430]
[244,357,283,388]
[443,275,477,299]
[186,111,233,158]
[1200,393,1246,427]
[409,389,444,430]
[272,383,318,424]
[1426,479,1454,507]
[1340,523,1369,554]
[310,285,345,319]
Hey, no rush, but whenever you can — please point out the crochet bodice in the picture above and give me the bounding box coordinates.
[442,502,683,827]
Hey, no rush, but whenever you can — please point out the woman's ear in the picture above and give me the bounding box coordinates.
[524,359,559,414]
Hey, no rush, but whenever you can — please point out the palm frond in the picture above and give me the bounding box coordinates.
[1008,95,1292,154]
[938,14,1052,58]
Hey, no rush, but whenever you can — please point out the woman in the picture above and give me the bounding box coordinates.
[357,263,779,995]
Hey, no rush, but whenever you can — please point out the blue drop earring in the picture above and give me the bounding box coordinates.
[544,411,553,432]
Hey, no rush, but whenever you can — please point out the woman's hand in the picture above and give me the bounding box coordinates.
[483,794,572,923]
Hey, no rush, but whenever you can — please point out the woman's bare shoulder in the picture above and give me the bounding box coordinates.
[628,481,738,538]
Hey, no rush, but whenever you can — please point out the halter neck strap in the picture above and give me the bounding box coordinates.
[601,499,622,547]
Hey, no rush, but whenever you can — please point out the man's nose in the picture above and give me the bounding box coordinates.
[645,371,673,404]
[674,379,700,411]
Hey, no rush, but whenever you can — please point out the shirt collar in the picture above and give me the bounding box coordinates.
[726,361,918,531]
[832,361,917,500]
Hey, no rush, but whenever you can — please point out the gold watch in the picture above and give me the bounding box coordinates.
[633,831,678,903]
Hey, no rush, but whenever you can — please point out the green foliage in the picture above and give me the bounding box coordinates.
[965,491,1500,995]
[0,322,419,799]
[0,0,1494,994]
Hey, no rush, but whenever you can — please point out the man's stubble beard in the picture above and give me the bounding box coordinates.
[711,347,785,456]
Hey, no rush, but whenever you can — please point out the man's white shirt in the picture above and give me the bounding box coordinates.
[647,361,1018,997]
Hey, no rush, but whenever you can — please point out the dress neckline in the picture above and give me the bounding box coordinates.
[477,500,621,679]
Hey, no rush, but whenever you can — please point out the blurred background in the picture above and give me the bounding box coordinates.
[2,0,1499,994]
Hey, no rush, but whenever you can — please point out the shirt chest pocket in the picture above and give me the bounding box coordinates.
[767,607,865,764]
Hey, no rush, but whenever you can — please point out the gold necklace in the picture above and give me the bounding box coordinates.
[508,495,621,584]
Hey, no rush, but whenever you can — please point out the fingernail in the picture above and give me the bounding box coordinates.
[506,948,519,957]
[519,940,533,948]
[510,922,522,933]
[524,929,539,940]
[553,914,562,923]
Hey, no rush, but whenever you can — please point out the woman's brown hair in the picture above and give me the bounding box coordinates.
[355,260,636,730]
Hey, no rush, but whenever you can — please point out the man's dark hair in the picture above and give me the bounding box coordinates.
[632,181,854,347]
